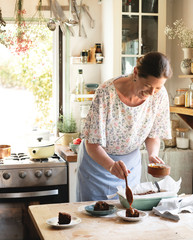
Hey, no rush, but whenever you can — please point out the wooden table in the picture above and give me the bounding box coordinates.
[28,200,193,240]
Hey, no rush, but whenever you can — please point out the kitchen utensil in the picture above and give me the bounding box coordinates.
[28,140,55,159]
[0,145,11,159]
[47,0,56,31]
[155,181,160,192]
[64,0,78,27]
[124,173,133,206]
[148,163,171,178]
[27,134,66,159]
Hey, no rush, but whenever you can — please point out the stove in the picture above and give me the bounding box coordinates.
[0,153,69,240]
[0,153,67,188]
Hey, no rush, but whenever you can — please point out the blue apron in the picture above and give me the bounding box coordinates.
[76,140,141,202]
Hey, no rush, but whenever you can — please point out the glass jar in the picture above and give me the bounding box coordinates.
[81,50,88,63]
[176,128,189,149]
[174,88,188,106]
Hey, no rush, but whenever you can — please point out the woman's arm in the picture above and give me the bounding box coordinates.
[85,140,130,179]
[145,137,164,164]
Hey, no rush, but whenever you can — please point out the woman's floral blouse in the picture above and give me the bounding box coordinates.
[82,77,171,155]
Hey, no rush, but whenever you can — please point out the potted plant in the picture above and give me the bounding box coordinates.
[57,114,79,146]
[165,19,193,74]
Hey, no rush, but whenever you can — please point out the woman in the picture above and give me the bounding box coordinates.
[76,52,172,202]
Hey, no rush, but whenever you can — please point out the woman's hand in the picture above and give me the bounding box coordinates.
[109,160,130,179]
[149,155,165,164]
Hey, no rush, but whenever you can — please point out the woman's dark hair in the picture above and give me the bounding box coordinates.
[136,52,172,79]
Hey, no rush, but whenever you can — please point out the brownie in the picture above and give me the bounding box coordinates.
[126,207,139,217]
[58,212,71,224]
[94,201,110,211]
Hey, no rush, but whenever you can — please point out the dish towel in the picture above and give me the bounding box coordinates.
[153,195,193,221]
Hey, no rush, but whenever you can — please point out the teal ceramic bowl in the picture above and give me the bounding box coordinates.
[69,143,80,154]
[118,194,175,211]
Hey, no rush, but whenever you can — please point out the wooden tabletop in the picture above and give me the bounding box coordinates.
[29,200,193,240]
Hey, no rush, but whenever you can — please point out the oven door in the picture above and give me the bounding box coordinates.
[0,185,68,240]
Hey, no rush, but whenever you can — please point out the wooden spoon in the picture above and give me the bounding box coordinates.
[124,173,133,206]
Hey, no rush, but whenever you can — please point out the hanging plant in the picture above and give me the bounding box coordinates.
[0,0,35,55]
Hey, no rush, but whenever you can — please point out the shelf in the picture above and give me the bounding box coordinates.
[71,94,94,102]
[170,106,193,129]
[178,75,193,82]
[70,56,103,65]
[170,106,193,116]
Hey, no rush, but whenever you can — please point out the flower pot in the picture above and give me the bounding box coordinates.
[180,58,192,75]
[59,132,79,146]
[180,48,193,74]
[182,48,193,59]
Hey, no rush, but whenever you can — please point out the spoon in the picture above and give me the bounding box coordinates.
[124,173,133,206]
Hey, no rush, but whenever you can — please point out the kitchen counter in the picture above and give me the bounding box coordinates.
[55,144,77,162]
[28,200,193,240]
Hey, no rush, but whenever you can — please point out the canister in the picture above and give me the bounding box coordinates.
[176,128,189,149]
[174,88,188,106]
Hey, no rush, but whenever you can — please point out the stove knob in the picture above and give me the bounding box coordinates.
[45,170,52,177]
[3,172,11,180]
[19,171,26,178]
[35,170,42,178]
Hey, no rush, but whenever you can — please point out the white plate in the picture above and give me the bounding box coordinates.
[116,210,148,222]
[46,216,81,228]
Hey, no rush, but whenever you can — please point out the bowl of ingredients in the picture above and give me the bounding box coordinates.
[85,83,99,94]
[118,192,176,211]
[148,163,171,178]
[69,138,82,154]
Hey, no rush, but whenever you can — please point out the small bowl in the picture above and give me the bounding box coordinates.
[69,143,80,154]
[0,145,11,159]
[148,163,171,178]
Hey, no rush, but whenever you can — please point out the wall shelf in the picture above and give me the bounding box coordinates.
[71,94,94,102]
[179,75,193,82]
[170,106,193,129]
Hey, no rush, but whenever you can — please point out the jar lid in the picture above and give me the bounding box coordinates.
[176,128,189,132]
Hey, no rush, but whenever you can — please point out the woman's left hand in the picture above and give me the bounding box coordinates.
[149,155,165,164]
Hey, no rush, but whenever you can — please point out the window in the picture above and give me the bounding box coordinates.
[0,23,56,152]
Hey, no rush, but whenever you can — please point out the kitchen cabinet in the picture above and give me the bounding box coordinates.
[56,145,78,202]
[101,0,166,79]
[170,75,193,129]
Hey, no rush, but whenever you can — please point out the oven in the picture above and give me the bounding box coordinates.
[0,153,68,240]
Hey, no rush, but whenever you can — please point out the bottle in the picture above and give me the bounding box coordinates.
[75,69,85,102]
[95,43,103,64]
[189,83,193,108]
[185,84,191,108]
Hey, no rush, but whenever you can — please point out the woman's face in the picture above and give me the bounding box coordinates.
[134,69,167,100]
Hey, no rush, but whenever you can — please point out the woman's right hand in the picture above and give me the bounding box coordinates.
[109,160,130,179]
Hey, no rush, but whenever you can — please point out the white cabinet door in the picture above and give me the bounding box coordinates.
[68,162,78,202]
[101,0,166,79]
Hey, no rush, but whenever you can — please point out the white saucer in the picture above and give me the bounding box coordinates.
[116,210,148,222]
[46,216,81,228]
